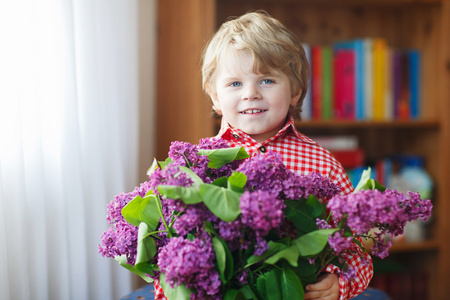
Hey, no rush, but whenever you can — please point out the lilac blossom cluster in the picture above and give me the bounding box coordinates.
[157,231,221,299]
[99,138,231,266]
[326,188,433,258]
[236,150,341,202]
[240,190,285,255]
[99,184,152,264]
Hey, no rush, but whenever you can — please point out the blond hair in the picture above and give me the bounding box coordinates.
[201,11,310,116]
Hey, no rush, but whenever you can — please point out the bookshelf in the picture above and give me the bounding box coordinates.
[156,0,450,299]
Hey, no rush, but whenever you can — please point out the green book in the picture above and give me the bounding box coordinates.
[322,46,333,120]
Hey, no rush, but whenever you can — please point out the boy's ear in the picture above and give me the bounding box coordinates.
[290,89,303,107]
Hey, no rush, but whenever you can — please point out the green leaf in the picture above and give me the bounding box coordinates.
[280,268,304,300]
[198,147,249,169]
[135,222,157,274]
[121,193,160,231]
[246,239,290,267]
[179,166,203,187]
[147,158,172,176]
[199,183,241,222]
[159,273,193,300]
[157,185,203,204]
[240,285,260,300]
[212,176,228,188]
[227,171,247,192]
[114,255,154,283]
[212,236,227,283]
[284,196,324,235]
[265,269,282,299]
[293,228,338,256]
[264,245,300,267]
[354,167,386,192]
[224,289,248,300]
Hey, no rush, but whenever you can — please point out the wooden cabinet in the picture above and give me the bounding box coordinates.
[156,0,450,298]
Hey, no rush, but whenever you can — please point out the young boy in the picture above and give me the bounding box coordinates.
[155,11,373,300]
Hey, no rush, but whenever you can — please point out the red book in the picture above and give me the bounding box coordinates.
[334,49,355,119]
[341,49,355,119]
[330,148,365,169]
[311,45,322,119]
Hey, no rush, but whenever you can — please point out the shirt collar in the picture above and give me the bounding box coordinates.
[216,114,316,145]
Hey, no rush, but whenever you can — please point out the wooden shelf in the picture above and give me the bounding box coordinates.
[390,239,440,253]
[296,119,441,129]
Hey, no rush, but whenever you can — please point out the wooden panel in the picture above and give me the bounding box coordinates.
[435,0,450,298]
[156,0,215,159]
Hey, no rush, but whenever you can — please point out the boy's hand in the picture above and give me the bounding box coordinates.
[304,273,339,300]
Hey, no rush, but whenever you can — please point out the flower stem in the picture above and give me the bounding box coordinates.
[156,195,173,238]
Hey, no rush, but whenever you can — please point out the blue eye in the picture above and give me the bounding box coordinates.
[229,82,242,87]
[261,79,274,85]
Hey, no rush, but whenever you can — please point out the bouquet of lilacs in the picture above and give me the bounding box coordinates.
[99,138,433,300]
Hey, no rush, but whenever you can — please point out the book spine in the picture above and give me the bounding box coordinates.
[333,50,344,119]
[322,46,333,120]
[372,38,387,120]
[311,45,323,119]
[363,38,373,120]
[355,39,365,120]
[384,48,394,120]
[392,50,402,119]
[341,50,355,120]
[408,49,421,119]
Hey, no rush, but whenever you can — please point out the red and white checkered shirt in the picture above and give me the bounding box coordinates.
[154,115,373,300]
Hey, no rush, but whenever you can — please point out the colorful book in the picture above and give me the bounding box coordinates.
[372,38,388,120]
[407,49,421,119]
[322,46,333,120]
[311,45,322,119]
[301,43,312,120]
[363,38,373,120]
[392,50,402,119]
[334,39,365,120]
[384,48,394,120]
[334,49,355,119]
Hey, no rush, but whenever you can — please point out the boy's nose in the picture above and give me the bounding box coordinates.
[242,86,262,101]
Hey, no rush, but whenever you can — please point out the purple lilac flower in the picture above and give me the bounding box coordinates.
[237,151,341,202]
[157,234,221,298]
[370,232,393,259]
[236,269,249,284]
[237,151,290,197]
[99,183,155,264]
[215,219,248,251]
[240,190,285,236]
[173,204,217,236]
[328,231,353,255]
[316,218,332,229]
[327,189,432,237]
[254,236,270,256]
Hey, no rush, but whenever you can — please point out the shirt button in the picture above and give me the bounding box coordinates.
[232,133,240,139]
[259,146,267,153]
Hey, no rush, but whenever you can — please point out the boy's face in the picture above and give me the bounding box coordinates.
[210,50,300,143]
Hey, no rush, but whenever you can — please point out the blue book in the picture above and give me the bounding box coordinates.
[407,49,421,119]
[334,39,365,120]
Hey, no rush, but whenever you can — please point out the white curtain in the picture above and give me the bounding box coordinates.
[0,0,155,299]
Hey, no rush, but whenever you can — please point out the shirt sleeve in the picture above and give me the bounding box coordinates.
[324,238,374,300]
[154,279,167,300]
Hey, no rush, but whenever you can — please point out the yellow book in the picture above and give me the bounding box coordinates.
[372,38,387,120]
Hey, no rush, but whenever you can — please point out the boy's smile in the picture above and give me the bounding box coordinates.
[211,50,300,144]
